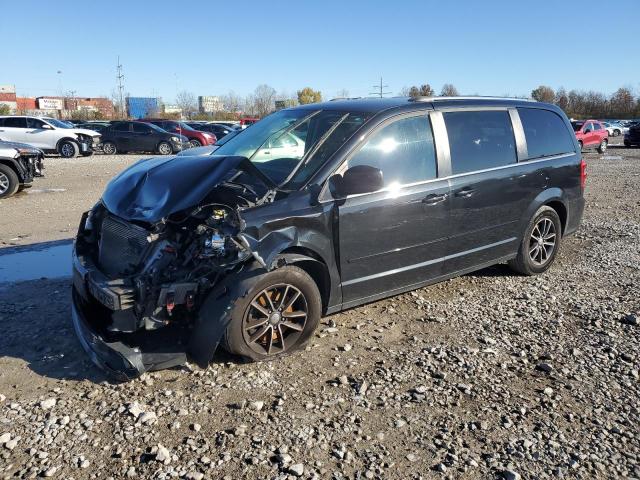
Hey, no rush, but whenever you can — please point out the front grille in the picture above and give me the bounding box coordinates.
[98,215,149,277]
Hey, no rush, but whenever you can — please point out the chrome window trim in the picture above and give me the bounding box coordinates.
[318,151,574,204]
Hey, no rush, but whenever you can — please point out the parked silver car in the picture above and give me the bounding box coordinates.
[0,141,44,198]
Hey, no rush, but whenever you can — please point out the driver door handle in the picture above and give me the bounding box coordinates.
[422,193,448,205]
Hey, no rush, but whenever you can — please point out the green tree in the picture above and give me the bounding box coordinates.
[531,85,556,103]
[297,87,322,105]
[0,104,11,115]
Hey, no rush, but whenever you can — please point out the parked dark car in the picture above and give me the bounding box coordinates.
[76,122,111,133]
[0,141,44,198]
[624,122,640,147]
[176,128,242,156]
[99,121,190,155]
[139,119,216,147]
[71,97,585,379]
[185,122,234,140]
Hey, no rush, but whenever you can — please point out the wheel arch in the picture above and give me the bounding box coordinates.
[55,137,79,151]
[273,248,331,314]
[521,188,568,237]
[0,158,22,177]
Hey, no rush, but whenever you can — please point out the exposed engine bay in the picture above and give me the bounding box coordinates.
[75,179,270,336]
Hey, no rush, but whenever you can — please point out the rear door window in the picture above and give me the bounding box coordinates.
[133,123,152,133]
[517,108,575,159]
[444,110,516,174]
[112,122,130,132]
[347,115,437,187]
[3,117,27,128]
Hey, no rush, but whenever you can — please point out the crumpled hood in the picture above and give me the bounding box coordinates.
[101,154,247,222]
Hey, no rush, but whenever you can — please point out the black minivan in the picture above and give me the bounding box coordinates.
[71,97,585,379]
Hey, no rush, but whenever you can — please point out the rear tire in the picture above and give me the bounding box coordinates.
[508,206,562,276]
[222,266,321,362]
[0,164,20,199]
[189,139,202,148]
[614,129,621,136]
[597,139,608,154]
[59,140,79,158]
[578,140,583,151]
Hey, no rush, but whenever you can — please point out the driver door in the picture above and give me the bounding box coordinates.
[334,113,451,305]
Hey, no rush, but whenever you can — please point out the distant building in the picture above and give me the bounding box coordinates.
[127,97,161,119]
[67,97,115,118]
[163,104,183,116]
[0,85,17,112]
[198,95,223,113]
[275,99,297,110]
[16,97,37,113]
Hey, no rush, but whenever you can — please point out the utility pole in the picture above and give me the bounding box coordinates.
[370,77,391,98]
[116,56,125,118]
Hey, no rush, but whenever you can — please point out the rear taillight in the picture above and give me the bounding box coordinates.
[580,159,587,190]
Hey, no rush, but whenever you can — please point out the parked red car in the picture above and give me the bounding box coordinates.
[139,119,216,147]
[571,119,608,153]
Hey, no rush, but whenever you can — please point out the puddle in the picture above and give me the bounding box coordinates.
[0,240,72,284]
[26,188,67,195]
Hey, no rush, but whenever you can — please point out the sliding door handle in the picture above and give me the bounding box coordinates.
[454,187,475,198]
[422,193,448,205]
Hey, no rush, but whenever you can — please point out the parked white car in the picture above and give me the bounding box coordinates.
[252,132,305,163]
[603,122,624,137]
[0,116,101,157]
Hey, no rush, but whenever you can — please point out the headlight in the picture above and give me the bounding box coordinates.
[170,136,181,142]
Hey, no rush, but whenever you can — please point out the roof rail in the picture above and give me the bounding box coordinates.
[408,96,535,103]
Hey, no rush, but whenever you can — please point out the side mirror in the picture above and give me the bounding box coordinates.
[336,165,384,196]
[41,124,53,130]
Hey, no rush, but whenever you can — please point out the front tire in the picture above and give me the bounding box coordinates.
[508,206,562,276]
[157,141,173,155]
[102,141,117,155]
[59,140,79,158]
[614,129,621,136]
[189,139,202,148]
[578,140,583,151]
[222,266,321,362]
[597,139,608,154]
[0,164,20,199]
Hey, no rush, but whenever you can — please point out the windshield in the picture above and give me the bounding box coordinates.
[177,122,196,131]
[571,121,584,132]
[46,118,74,129]
[214,109,369,186]
[146,122,165,133]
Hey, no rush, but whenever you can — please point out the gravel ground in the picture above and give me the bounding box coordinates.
[0,142,639,479]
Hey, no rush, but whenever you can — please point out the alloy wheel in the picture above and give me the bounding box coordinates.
[529,217,556,266]
[241,284,308,356]
[61,143,75,157]
[159,143,172,155]
[103,143,116,155]
[600,140,607,152]
[0,172,9,195]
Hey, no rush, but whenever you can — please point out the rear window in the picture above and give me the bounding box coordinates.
[518,108,575,159]
[444,110,516,175]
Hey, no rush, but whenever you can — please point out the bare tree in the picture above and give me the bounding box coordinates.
[297,87,322,105]
[440,83,459,96]
[399,86,411,97]
[407,84,434,98]
[335,88,350,98]
[221,91,242,114]
[175,90,198,119]
[253,84,277,117]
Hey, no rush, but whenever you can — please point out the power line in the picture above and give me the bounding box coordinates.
[370,77,391,98]
[116,56,125,117]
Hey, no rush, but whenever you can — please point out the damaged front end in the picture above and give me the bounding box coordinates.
[72,160,271,380]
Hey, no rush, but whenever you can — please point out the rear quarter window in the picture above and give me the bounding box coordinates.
[518,108,575,159]
[443,110,516,174]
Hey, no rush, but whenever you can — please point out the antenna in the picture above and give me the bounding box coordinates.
[370,77,391,98]
[116,56,125,118]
